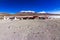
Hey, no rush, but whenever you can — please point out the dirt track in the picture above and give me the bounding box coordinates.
[0,19,60,40]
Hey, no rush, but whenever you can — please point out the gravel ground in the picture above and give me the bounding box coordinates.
[0,19,60,40]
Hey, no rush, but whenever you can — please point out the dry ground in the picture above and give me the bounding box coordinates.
[0,19,60,40]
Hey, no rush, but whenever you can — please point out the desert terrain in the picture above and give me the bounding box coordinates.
[0,19,60,40]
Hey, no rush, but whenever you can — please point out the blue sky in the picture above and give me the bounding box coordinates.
[0,0,60,14]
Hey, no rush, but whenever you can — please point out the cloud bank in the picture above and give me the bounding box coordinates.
[20,10,35,13]
[19,10,60,14]
[47,10,60,14]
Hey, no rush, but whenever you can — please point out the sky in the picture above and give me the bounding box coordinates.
[0,0,60,14]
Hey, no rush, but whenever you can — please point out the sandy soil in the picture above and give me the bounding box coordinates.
[0,19,60,40]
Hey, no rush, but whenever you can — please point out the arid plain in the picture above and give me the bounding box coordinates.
[0,19,60,40]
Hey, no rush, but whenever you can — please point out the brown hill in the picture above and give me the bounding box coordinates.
[0,12,10,16]
[13,12,37,16]
[0,12,60,16]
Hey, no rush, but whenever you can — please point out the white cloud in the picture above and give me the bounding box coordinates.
[38,11,46,13]
[20,10,35,13]
[47,10,60,14]
[20,10,60,14]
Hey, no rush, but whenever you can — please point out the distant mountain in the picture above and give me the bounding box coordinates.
[0,12,60,16]
[15,11,37,16]
[0,12,10,16]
